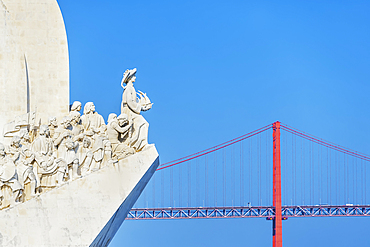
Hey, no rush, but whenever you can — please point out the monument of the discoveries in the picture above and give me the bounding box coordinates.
[0,0,159,246]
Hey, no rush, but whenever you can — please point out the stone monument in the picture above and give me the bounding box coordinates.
[0,0,69,144]
[0,1,159,246]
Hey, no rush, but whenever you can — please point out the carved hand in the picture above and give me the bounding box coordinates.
[41,161,47,170]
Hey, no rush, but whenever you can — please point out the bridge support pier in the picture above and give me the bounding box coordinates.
[273,121,283,247]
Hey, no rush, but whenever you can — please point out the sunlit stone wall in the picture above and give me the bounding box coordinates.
[0,0,69,142]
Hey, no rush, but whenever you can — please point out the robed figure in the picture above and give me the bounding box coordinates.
[121,68,152,152]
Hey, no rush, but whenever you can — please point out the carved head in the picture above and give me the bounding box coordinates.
[48,116,58,127]
[11,136,21,148]
[121,68,137,86]
[70,111,81,125]
[19,129,30,142]
[83,102,95,115]
[117,113,129,126]
[108,113,117,124]
[129,75,136,83]
[39,125,50,137]
[60,116,71,129]
[71,101,82,112]
[65,138,75,150]
[82,137,91,148]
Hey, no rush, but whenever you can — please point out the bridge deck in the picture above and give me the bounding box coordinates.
[127,205,370,220]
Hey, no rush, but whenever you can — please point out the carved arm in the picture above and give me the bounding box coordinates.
[54,131,69,147]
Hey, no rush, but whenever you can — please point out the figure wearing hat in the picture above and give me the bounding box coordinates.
[121,68,152,152]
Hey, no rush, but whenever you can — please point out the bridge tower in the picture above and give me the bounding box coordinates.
[273,121,283,247]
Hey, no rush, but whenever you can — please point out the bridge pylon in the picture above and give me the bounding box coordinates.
[273,121,283,247]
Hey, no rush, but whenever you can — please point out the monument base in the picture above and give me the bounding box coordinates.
[0,145,159,247]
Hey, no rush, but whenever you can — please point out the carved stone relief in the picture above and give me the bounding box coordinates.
[0,68,152,209]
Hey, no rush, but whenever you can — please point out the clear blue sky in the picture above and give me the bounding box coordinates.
[58,0,370,246]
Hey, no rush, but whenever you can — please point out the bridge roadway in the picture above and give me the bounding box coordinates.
[127,205,370,220]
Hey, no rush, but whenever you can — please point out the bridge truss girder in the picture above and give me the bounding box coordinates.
[126,205,370,220]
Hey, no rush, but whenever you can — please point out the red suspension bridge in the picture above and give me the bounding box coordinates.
[126,122,370,247]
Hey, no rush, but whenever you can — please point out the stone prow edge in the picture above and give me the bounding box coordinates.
[90,156,160,247]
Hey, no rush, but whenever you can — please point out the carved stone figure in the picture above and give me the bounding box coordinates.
[54,116,79,181]
[48,116,58,140]
[19,129,32,148]
[8,136,37,197]
[121,68,152,152]
[90,126,108,170]
[70,101,82,113]
[78,137,93,175]
[0,143,22,206]
[81,102,111,169]
[81,102,105,135]
[100,125,113,166]
[32,125,59,188]
[70,111,84,142]
[0,68,153,209]
[107,113,134,160]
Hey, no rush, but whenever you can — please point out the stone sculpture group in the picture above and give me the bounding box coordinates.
[0,68,152,209]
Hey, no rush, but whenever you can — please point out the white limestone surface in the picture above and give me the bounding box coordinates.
[0,0,69,141]
[0,144,159,247]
